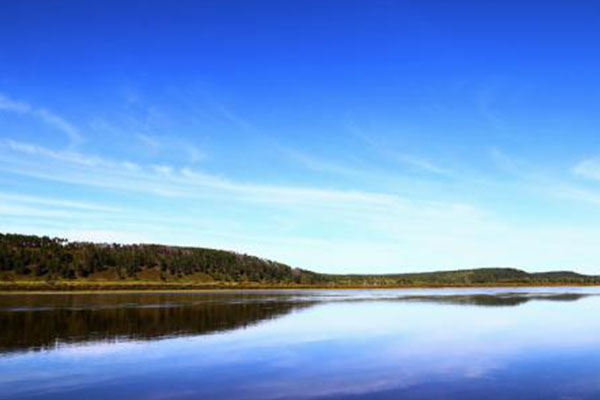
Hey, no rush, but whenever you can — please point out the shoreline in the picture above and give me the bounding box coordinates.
[1,281,599,293]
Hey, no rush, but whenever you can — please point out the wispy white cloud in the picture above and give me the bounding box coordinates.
[187,146,205,163]
[489,147,521,174]
[284,149,370,177]
[0,204,77,219]
[5,139,113,167]
[89,116,206,164]
[490,149,600,209]
[390,153,449,175]
[208,98,261,134]
[0,139,411,211]
[573,158,600,181]
[36,108,82,146]
[137,133,206,164]
[0,192,120,213]
[152,164,173,175]
[347,120,450,176]
[548,185,600,208]
[0,94,31,113]
[0,93,83,146]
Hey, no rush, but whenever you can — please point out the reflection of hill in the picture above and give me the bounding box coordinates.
[394,293,589,307]
[0,293,313,355]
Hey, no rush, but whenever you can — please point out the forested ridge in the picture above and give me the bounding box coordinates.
[0,233,321,284]
[1,233,599,287]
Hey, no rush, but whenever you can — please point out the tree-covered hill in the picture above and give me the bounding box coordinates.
[1,233,598,288]
[0,233,322,285]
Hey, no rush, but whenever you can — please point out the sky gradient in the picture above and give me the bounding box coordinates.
[2,1,600,273]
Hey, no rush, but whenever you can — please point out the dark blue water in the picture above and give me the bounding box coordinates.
[1,288,600,399]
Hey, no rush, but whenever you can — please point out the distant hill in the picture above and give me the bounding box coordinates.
[1,233,598,289]
[325,268,597,285]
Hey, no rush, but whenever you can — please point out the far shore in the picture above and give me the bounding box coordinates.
[1,280,599,293]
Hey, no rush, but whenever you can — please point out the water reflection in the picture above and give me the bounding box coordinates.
[0,290,593,355]
[2,289,600,400]
[0,293,315,354]
[396,292,589,307]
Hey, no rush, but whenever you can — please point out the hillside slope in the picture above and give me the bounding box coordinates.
[0,233,321,285]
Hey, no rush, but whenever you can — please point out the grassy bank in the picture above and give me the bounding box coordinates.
[1,280,599,293]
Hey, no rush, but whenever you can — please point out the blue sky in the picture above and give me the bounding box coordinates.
[2,1,600,273]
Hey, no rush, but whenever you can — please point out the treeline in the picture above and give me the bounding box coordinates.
[1,233,599,286]
[0,233,321,284]
[325,267,600,285]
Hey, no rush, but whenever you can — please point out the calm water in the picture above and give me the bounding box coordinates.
[1,288,600,399]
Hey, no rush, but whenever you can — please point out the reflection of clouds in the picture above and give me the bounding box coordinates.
[204,298,600,399]
[230,342,506,399]
[145,390,198,400]
[0,362,113,399]
[0,342,143,398]
[57,341,141,358]
[227,339,509,400]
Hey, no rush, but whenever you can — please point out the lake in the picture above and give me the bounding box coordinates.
[1,288,600,399]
